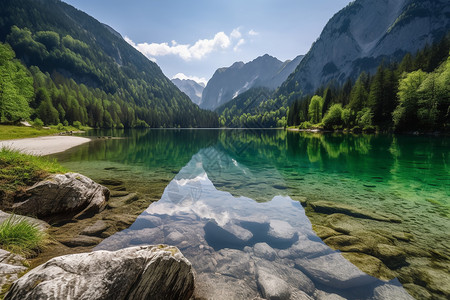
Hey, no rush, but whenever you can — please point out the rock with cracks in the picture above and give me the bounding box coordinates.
[5,245,195,300]
[12,173,110,218]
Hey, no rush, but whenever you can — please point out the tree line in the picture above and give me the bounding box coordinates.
[287,35,450,132]
[0,27,218,128]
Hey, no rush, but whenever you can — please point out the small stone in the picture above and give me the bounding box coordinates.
[268,219,296,241]
[314,290,347,300]
[374,244,407,269]
[257,270,291,300]
[81,220,109,237]
[312,225,342,240]
[295,252,377,289]
[254,243,277,261]
[59,235,103,247]
[372,284,415,300]
[341,252,395,281]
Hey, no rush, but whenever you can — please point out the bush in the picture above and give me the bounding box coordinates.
[56,123,66,130]
[33,118,44,128]
[72,120,82,129]
[299,121,312,129]
[0,214,47,257]
[322,104,343,130]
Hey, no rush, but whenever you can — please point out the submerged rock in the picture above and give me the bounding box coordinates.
[12,173,110,219]
[253,242,277,261]
[5,245,194,300]
[295,252,377,289]
[341,252,395,281]
[372,284,415,300]
[310,201,401,223]
[256,271,291,300]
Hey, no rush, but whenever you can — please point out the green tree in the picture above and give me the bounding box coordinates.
[0,42,33,122]
[308,95,324,124]
[348,72,369,112]
[322,104,343,129]
[392,70,427,130]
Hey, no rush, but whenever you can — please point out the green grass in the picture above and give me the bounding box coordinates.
[0,125,88,140]
[0,214,48,257]
[0,148,67,201]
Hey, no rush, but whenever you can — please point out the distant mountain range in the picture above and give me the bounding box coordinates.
[171,79,205,106]
[200,54,304,110]
[278,0,450,96]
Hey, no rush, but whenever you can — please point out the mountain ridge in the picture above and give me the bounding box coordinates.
[200,54,303,110]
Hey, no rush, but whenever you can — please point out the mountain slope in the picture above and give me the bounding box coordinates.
[171,78,204,106]
[201,54,303,110]
[278,0,450,96]
[0,0,217,127]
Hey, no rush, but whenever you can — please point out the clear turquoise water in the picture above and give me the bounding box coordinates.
[54,129,449,298]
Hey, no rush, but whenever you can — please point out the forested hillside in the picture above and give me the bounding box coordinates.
[220,36,450,132]
[287,36,450,132]
[0,0,218,128]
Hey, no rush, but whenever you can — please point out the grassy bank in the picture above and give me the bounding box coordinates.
[0,148,67,203]
[0,125,87,141]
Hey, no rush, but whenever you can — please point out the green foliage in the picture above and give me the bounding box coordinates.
[0,0,218,128]
[308,95,324,124]
[0,148,66,204]
[32,118,43,128]
[323,104,343,129]
[393,70,427,129]
[0,42,33,122]
[287,35,450,133]
[0,214,47,257]
[72,120,82,129]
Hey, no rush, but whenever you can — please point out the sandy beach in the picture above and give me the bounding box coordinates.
[0,136,91,155]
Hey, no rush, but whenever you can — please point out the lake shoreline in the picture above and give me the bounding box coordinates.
[0,135,91,156]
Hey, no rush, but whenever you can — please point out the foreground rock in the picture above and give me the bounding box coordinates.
[12,173,110,219]
[5,245,194,300]
[0,250,28,293]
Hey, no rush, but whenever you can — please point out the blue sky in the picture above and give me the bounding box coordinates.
[63,0,352,85]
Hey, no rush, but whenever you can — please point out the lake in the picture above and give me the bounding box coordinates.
[55,129,449,299]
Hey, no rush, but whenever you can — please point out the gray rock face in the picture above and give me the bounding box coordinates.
[0,249,27,292]
[279,0,450,95]
[201,54,304,110]
[295,252,377,289]
[171,78,205,106]
[12,173,110,218]
[5,245,195,300]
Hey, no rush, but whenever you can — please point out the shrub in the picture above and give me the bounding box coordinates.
[299,121,312,129]
[0,214,47,257]
[33,118,44,128]
[322,104,343,129]
[72,120,82,129]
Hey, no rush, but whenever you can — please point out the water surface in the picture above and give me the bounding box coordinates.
[55,129,449,299]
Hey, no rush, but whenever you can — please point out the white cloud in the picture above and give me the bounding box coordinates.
[172,73,208,86]
[125,31,233,61]
[233,39,245,52]
[248,29,259,36]
[231,28,242,39]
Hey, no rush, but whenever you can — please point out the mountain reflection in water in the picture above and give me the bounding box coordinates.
[96,147,412,300]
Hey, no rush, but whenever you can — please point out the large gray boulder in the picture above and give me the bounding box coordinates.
[12,173,110,218]
[5,245,195,300]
